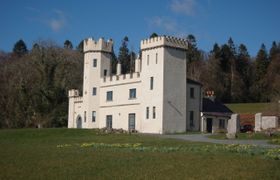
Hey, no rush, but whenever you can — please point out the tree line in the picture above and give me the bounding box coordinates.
[186,35,280,104]
[0,35,279,128]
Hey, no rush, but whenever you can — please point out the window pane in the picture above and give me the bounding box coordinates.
[156,53,158,64]
[92,87,96,96]
[84,111,87,122]
[150,77,154,90]
[107,91,113,101]
[128,113,135,130]
[190,88,194,98]
[190,111,194,127]
[129,88,136,99]
[106,115,112,128]
[153,106,156,119]
[146,107,149,119]
[92,111,96,122]
[93,59,97,67]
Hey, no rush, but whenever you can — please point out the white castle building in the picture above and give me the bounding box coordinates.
[68,36,203,134]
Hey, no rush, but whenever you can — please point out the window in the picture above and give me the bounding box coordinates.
[190,111,194,127]
[129,88,136,99]
[92,87,97,96]
[84,111,87,122]
[190,87,195,98]
[147,55,149,65]
[106,91,113,101]
[92,111,96,122]
[104,69,107,76]
[146,107,149,119]
[150,77,154,90]
[128,113,135,130]
[156,53,158,64]
[93,59,97,67]
[219,119,225,129]
[106,115,112,129]
[153,106,156,119]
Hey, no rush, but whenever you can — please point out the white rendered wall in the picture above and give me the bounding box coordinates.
[162,48,186,133]
[140,48,164,134]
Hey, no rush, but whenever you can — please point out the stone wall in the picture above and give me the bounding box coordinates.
[255,113,279,131]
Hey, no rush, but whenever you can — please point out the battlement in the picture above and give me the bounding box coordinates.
[68,89,80,98]
[140,36,188,51]
[84,37,113,53]
[100,72,141,86]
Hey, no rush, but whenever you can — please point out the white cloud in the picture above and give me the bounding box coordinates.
[25,8,67,32]
[170,0,197,16]
[148,16,178,32]
[47,10,66,32]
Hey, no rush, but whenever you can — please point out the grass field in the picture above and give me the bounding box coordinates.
[225,103,269,114]
[1,129,280,179]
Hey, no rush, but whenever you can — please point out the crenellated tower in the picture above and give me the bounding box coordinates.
[140,36,188,133]
[82,37,113,128]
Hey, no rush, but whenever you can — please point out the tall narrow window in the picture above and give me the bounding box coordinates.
[190,111,194,127]
[129,88,136,99]
[156,53,158,64]
[190,87,195,98]
[147,55,149,65]
[153,106,156,119]
[106,115,112,129]
[128,113,136,131]
[219,119,225,129]
[84,111,87,122]
[92,87,97,96]
[93,59,97,67]
[106,91,113,101]
[92,111,96,122]
[104,69,107,76]
[150,77,154,90]
[146,107,149,119]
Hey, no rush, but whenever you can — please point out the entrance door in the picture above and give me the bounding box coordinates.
[206,118,213,133]
[106,115,112,129]
[128,113,135,131]
[76,115,82,128]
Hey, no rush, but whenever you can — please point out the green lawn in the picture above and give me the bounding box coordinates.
[0,129,280,179]
[225,103,270,114]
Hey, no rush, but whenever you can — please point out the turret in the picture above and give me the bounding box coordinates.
[84,37,113,53]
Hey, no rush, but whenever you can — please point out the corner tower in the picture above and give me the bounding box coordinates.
[140,36,188,133]
[83,38,113,128]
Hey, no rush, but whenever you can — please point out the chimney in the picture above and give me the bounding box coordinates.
[135,56,141,73]
[117,63,121,75]
[205,90,216,101]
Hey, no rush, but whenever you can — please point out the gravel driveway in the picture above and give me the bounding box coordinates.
[161,134,280,148]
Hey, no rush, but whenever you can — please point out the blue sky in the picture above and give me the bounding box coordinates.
[0,0,279,56]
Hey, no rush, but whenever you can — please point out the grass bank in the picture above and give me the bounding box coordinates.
[225,103,269,114]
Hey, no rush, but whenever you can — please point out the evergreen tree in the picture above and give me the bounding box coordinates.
[269,41,278,61]
[186,34,200,64]
[237,44,251,100]
[76,40,84,53]
[251,44,269,102]
[118,36,130,74]
[13,39,28,57]
[64,40,73,49]
[150,32,158,38]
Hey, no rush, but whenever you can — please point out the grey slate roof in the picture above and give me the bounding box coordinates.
[202,98,233,114]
